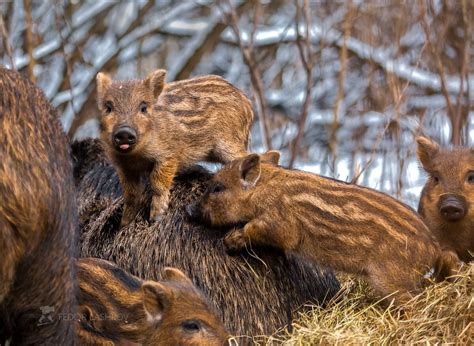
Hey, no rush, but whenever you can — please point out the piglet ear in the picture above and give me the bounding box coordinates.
[239,154,261,187]
[161,267,193,286]
[260,150,281,166]
[144,69,167,100]
[96,72,112,100]
[416,136,440,171]
[142,281,172,324]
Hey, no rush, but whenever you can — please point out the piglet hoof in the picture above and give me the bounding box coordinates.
[150,212,164,223]
[120,218,130,228]
[149,205,167,223]
[120,208,137,228]
[150,195,169,223]
[224,229,247,255]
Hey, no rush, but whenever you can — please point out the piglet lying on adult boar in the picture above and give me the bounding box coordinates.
[0,67,77,344]
[76,257,230,345]
[417,136,473,262]
[73,138,340,339]
[188,152,460,305]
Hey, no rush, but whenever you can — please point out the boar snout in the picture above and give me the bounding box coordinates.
[438,194,467,222]
[113,126,137,153]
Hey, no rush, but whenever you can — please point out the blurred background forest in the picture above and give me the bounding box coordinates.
[0,0,472,207]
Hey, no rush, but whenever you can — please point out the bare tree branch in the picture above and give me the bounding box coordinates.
[0,15,15,69]
[224,0,273,150]
[288,0,314,168]
[327,1,354,173]
[22,0,36,82]
[14,2,116,69]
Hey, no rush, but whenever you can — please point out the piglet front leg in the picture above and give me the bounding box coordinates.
[119,170,143,227]
[224,217,300,255]
[149,159,178,222]
[224,218,273,254]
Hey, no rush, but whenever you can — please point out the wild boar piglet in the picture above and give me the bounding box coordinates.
[96,70,253,226]
[188,151,460,304]
[417,136,473,262]
[76,258,230,345]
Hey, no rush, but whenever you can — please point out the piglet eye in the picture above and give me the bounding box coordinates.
[467,172,474,184]
[181,320,201,332]
[432,174,440,184]
[139,102,147,113]
[211,183,225,194]
[104,101,113,114]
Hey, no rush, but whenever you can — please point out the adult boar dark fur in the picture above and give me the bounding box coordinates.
[0,67,77,344]
[73,138,340,339]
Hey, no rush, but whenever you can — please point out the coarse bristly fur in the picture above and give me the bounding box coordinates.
[0,67,77,344]
[417,136,473,262]
[96,70,254,226]
[72,138,340,342]
[76,257,229,345]
[189,152,461,305]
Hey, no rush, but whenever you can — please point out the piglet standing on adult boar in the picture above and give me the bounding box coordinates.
[417,136,473,262]
[187,152,460,305]
[96,70,253,226]
[76,258,230,345]
[0,67,77,344]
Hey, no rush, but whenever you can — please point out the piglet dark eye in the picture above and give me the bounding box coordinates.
[467,172,474,184]
[181,320,201,332]
[139,102,147,113]
[432,174,440,184]
[104,101,113,114]
[211,183,225,194]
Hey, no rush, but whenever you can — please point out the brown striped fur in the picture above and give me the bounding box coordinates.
[189,152,460,304]
[417,136,473,262]
[0,67,77,344]
[96,70,253,226]
[76,258,229,345]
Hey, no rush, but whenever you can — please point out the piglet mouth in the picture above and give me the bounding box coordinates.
[117,143,132,152]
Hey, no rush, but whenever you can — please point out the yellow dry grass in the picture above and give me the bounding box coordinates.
[254,263,473,345]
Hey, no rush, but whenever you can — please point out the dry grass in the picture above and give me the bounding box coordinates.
[254,263,473,345]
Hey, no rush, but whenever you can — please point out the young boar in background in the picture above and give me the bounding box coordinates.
[187,152,460,304]
[76,257,230,345]
[0,67,77,344]
[96,70,253,226]
[417,136,473,262]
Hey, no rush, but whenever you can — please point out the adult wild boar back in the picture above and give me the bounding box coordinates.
[0,68,77,344]
[73,138,340,339]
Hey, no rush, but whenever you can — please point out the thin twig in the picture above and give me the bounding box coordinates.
[288,0,314,168]
[0,15,15,69]
[224,0,273,150]
[23,0,36,82]
[54,2,77,123]
[327,0,354,173]
[418,0,459,144]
